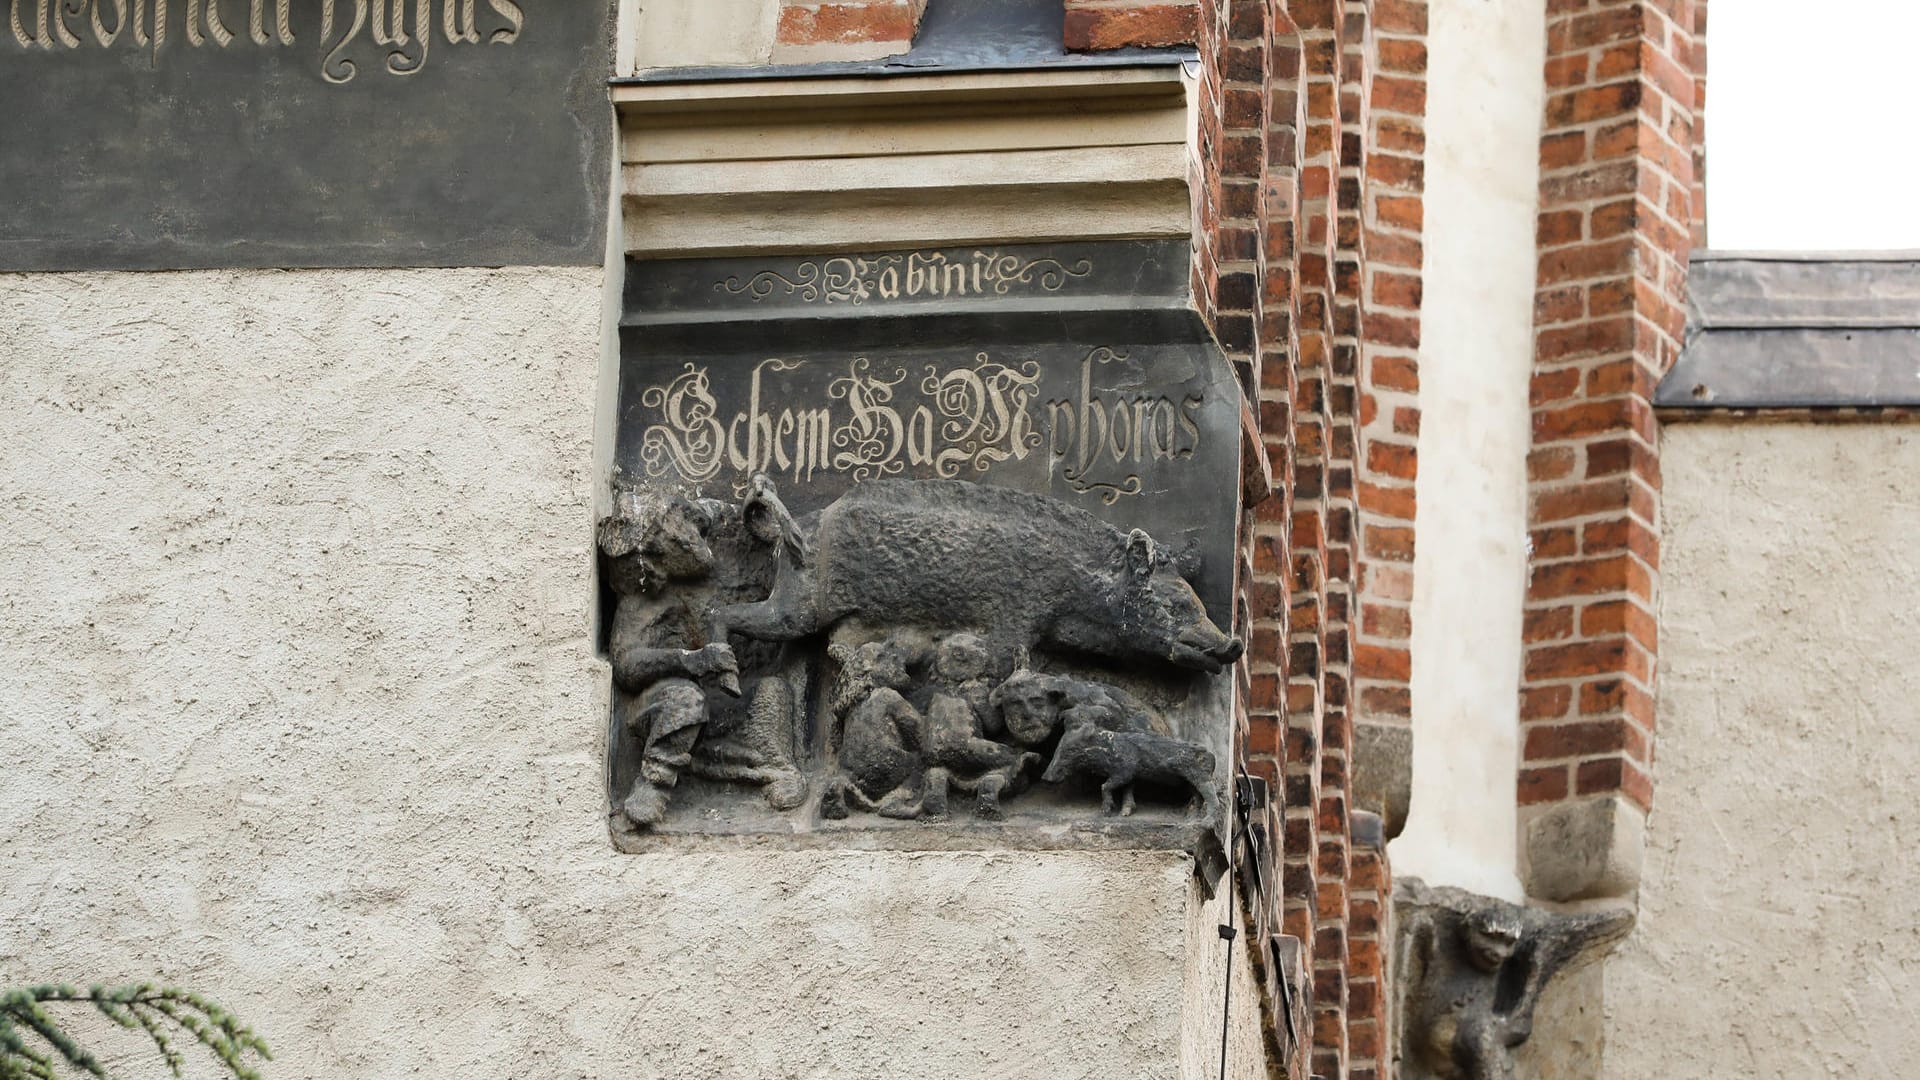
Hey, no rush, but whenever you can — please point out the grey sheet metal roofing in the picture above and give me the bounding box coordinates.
[614,0,1196,84]
[1657,251,1920,409]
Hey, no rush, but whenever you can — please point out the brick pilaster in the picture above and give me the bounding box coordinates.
[1522,0,1699,899]
[1184,0,1426,1067]
[1352,0,1425,823]
[1689,0,1708,246]
[1064,0,1200,50]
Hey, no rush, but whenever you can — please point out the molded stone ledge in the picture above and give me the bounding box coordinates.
[1352,718,1412,840]
[611,67,1193,257]
[1520,792,1645,903]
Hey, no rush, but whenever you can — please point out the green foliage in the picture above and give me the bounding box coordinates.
[0,985,270,1080]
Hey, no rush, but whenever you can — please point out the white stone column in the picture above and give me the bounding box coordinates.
[1386,0,1546,902]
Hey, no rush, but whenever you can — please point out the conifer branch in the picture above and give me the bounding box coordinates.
[0,985,271,1080]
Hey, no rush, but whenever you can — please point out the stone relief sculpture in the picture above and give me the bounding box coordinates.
[989,669,1164,745]
[1041,717,1217,819]
[706,480,1242,675]
[598,474,1241,833]
[916,633,1043,820]
[816,633,1048,822]
[821,637,926,819]
[599,482,806,829]
[1394,878,1634,1080]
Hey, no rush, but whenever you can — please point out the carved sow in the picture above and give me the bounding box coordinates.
[712,478,1243,675]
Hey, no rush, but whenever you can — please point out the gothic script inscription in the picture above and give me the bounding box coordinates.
[715,249,1096,307]
[636,348,1205,505]
[4,0,525,81]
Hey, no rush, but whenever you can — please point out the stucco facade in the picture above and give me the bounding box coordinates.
[1601,422,1920,1077]
[0,267,1262,1077]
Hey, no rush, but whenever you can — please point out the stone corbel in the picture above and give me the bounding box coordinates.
[1393,878,1632,1080]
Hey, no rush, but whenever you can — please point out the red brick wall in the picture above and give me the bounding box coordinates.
[1354,0,1425,752]
[1112,0,1708,1053]
[1346,811,1391,1080]
[1177,0,1426,1073]
[1191,7,1304,1070]
[1292,0,1350,1070]
[776,0,926,50]
[1064,0,1200,50]
[1690,0,1707,246]
[1522,0,1700,861]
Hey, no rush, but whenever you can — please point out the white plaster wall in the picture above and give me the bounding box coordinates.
[1181,882,1278,1080]
[0,269,1243,1078]
[620,0,777,75]
[1601,423,1920,1077]
[1388,0,1545,901]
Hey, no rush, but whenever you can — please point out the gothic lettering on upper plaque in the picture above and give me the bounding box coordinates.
[3,0,526,82]
[633,348,1207,501]
[714,250,1096,306]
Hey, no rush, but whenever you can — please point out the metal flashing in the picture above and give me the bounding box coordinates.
[1657,254,1920,409]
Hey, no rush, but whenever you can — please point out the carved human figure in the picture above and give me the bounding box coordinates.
[917,633,1041,820]
[988,668,1161,746]
[821,638,930,820]
[1394,879,1634,1080]
[1441,907,1531,1080]
[599,489,743,827]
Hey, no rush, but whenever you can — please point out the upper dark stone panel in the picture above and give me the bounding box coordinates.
[617,239,1239,623]
[0,0,611,271]
[1659,254,1920,409]
[604,238,1243,866]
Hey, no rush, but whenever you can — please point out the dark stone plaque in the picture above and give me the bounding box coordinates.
[604,239,1244,869]
[616,240,1239,621]
[0,0,610,270]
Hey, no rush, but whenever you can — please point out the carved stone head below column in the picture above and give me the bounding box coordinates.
[1394,877,1633,1080]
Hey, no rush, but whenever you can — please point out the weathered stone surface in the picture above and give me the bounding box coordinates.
[600,474,1237,835]
[1520,793,1645,902]
[1394,878,1632,1080]
[605,239,1244,853]
[1042,709,1218,819]
[1352,719,1413,840]
[0,1,610,270]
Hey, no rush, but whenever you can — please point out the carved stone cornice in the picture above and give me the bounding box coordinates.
[611,66,1193,257]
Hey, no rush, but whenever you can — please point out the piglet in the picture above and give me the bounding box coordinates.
[1041,709,1218,818]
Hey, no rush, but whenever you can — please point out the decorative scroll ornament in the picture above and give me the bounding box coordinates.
[1062,470,1144,505]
